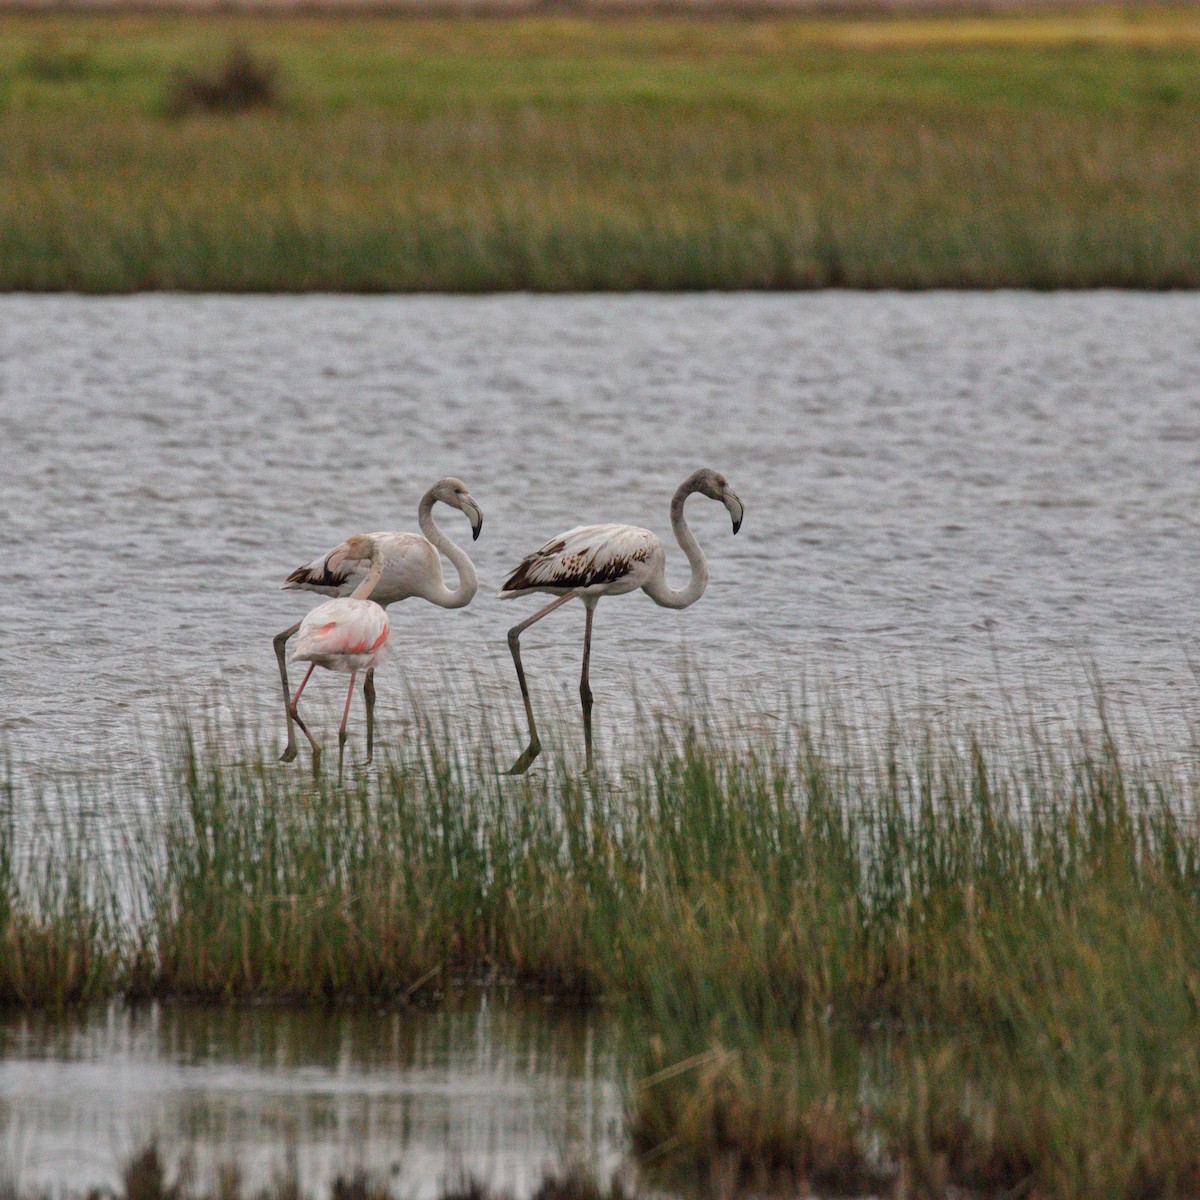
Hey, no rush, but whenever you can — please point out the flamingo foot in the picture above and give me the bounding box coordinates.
[505,741,541,775]
[280,743,299,764]
[310,747,322,780]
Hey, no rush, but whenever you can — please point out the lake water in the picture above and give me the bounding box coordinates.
[3,292,1199,778]
[2,291,1200,1188]
[0,997,624,1196]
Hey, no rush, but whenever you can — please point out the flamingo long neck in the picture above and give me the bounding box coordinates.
[350,555,384,601]
[644,482,709,610]
[418,491,479,609]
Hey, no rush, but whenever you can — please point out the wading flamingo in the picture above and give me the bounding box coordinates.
[499,468,743,774]
[276,477,483,764]
[289,534,390,780]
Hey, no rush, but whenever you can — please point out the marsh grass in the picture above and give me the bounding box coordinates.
[622,723,1200,1196]
[0,767,121,1005]
[2,12,1200,290]
[5,703,1200,1194]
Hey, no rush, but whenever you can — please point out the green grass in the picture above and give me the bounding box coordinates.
[6,701,1200,1194]
[1,11,1199,289]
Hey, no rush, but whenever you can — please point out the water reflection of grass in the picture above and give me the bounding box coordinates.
[5,706,1200,1194]
[1,12,1199,290]
[6,1144,630,1200]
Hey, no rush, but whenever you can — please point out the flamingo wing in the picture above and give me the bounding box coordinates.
[283,532,435,603]
[283,539,364,596]
[501,524,658,594]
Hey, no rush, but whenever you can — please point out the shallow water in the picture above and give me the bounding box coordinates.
[0,998,623,1196]
[2,292,1200,779]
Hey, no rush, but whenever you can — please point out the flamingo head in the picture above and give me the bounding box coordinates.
[686,468,744,535]
[433,476,484,541]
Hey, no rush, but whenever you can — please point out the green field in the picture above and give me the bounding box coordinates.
[7,706,1200,1195]
[1,10,1199,290]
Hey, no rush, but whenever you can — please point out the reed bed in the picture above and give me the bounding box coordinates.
[0,769,121,1005]
[4,702,1200,1194]
[1,12,1199,290]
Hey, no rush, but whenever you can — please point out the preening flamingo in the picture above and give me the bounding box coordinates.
[499,468,743,774]
[289,534,391,779]
[275,477,483,764]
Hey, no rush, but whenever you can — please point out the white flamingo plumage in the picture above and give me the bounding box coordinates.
[499,468,743,774]
[275,476,483,765]
[288,534,391,779]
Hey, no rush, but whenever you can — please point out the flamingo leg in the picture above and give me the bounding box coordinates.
[338,670,358,783]
[504,592,576,775]
[289,663,322,777]
[274,622,306,762]
[580,602,596,772]
[363,669,376,764]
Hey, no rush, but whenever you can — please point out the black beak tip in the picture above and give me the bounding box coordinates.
[732,517,742,535]
[472,523,482,541]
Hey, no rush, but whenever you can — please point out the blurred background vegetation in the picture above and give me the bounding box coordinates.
[1,8,1198,290]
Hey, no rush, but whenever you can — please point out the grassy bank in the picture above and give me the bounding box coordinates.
[5,708,1200,1195]
[1,11,1199,290]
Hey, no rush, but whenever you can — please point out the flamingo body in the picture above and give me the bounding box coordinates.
[292,598,389,673]
[282,532,395,781]
[285,532,451,608]
[499,524,662,600]
[499,469,744,774]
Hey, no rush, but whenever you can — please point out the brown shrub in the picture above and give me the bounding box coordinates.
[166,45,279,116]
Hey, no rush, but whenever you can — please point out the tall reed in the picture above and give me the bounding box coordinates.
[0,765,120,1005]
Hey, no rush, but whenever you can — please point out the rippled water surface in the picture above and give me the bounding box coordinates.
[0,998,622,1195]
[2,292,1200,770]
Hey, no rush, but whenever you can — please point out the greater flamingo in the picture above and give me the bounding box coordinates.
[499,468,743,774]
[289,534,391,779]
[275,477,483,764]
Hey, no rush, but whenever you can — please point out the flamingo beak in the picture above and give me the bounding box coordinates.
[723,490,744,535]
[462,497,484,541]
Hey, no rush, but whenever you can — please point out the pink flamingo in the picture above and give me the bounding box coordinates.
[275,477,483,764]
[499,468,743,774]
[289,534,390,779]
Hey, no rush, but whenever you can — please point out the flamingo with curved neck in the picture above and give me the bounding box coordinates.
[274,476,484,764]
[497,468,743,774]
[416,486,478,608]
